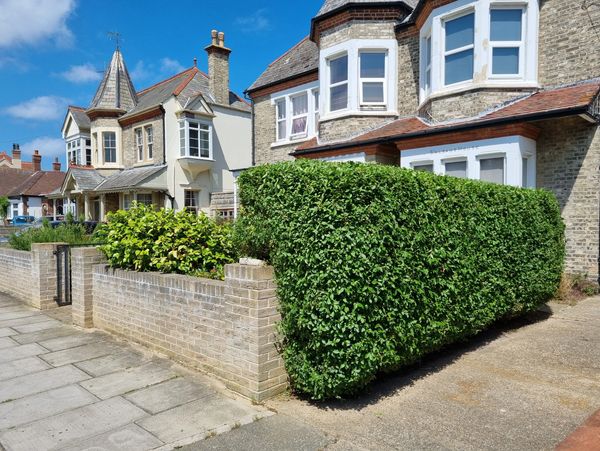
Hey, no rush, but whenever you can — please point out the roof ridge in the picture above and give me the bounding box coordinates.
[137,67,197,96]
[173,68,200,96]
[68,105,86,111]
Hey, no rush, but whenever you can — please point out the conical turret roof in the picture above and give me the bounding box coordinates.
[89,49,138,112]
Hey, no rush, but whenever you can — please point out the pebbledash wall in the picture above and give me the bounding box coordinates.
[70,247,286,402]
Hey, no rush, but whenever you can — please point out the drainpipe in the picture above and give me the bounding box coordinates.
[244,91,256,167]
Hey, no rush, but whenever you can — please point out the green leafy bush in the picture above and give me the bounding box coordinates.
[236,160,565,400]
[94,204,237,280]
[9,221,91,251]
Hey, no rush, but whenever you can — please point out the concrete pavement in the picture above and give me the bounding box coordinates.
[0,292,271,451]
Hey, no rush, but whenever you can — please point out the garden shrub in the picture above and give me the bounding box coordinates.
[9,220,91,251]
[94,204,237,280]
[235,159,565,400]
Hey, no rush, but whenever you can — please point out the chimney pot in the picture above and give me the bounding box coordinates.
[52,157,61,172]
[211,29,218,45]
[12,143,21,168]
[32,150,42,172]
[218,32,225,47]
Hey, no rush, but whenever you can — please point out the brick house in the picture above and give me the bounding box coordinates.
[57,31,251,222]
[247,0,600,280]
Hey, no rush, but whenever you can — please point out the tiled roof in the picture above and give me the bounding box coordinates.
[90,50,138,111]
[95,165,167,192]
[0,168,65,198]
[316,0,418,17]
[0,168,34,197]
[296,79,600,153]
[247,37,319,93]
[21,171,66,196]
[69,106,91,130]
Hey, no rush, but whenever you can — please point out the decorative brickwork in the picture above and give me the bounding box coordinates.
[319,19,397,49]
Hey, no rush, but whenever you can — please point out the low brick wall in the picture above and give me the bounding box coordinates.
[87,260,286,401]
[0,243,59,309]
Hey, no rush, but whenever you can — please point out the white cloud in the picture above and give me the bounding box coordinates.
[131,58,186,85]
[0,56,29,72]
[60,64,101,83]
[130,60,150,82]
[0,0,76,48]
[160,58,185,75]
[4,96,71,121]
[235,9,270,33]
[21,137,65,160]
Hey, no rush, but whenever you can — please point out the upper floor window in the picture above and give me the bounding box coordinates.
[420,0,538,102]
[320,39,398,119]
[146,126,154,160]
[66,136,91,166]
[276,99,286,140]
[103,132,117,163]
[179,119,212,159]
[135,128,144,162]
[272,83,319,145]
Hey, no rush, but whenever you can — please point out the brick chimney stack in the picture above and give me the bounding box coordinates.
[205,29,231,105]
[12,144,21,169]
[52,157,61,172]
[32,150,41,172]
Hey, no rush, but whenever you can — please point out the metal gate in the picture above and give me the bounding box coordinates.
[54,245,72,306]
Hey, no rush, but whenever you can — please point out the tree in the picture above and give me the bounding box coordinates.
[0,197,9,226]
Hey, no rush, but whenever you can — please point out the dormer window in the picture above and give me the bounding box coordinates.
[420,0,538,102]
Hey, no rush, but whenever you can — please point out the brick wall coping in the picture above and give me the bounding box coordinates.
[0,247,32,259]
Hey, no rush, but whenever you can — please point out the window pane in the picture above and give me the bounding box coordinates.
[189,128,199,157]
[276,100,286,120]
[492,47,520,74]
[425,36,432,66]
[445,161,467,178]
[292,117,307,135]
[292,94,308,115]
[360,52,385,78]
[277,121,287,139]
[445,13,474,51]
[330,55,348,84]
[330,84,348,111]
[413,164,434,173]
[445,49,474,85]
[480,158,504,184]
[491,9,522,41]
[362,82,384,103]
[522,158,528,187]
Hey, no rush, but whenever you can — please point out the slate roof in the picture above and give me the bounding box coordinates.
[69,168,106,191]
[90,50,138,112]
[247,37,319,93]
[294,79,600,154]
[69,106,91,130]
[95,165,166,191]
[316,0,418,17]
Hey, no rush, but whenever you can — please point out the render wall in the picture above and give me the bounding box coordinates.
[536,118,600,279]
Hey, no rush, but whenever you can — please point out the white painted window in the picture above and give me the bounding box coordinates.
[480,157,505,184]
[135,128,143,162]
[10,202,18,219]
[85,139,91,166]
[413,162,434,172]
[490,8,524,77]
[328,54,349,112]
[103,132,117,163]
[443,12,475,86]
[359,51,387,105]
[136,193,153,206]
[179,119,212,159]
[423,35,432,96]
[146,126,153,160]
[184,190,199,214]
[445,160,468,178]
[313,89,320,127]
[123,194,132,211]
[291,93,309,138]
[217,209,235,221]
[276,99,287,141]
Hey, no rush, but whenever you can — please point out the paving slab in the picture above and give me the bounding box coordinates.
[0,337,17,349]
[11,319,62,333]
[80,361,177,400]
[0,315,56,329]
[0,365,90,402]
[0,305,36,314]
[11,326,79,345]
[0,310,40,321]
[0,384,98,430]
[0,343,47,364]
[125,376,216,414]
[74,350,151,377]
[0,328,16,338]
[38,332,108,351]
[0,357,50,382]
[39,341,123,367]
[58,424,164,451]
[0,396,147,451]
[137,395,263,444]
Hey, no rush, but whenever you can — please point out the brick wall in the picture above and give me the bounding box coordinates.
[253,95,298,165]
[71,247,107,328]
[89,260,286,401]
[0,247,33,304]
[537,117,600,279]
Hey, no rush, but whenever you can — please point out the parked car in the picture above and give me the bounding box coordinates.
[11,216,35,226]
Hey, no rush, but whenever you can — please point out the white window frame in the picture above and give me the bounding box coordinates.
[488,6,526,79]
[290,92,310,139]
[319,39,398,121]
[442,9,476,89]
[103,131,117,164]
[276,99,287,141]
[443,157,469,178]
[135,193,153,206]
[271,81,320,147]
[478,154,507,185]
[419,0,539,104]
[422,35,433,97]
[179,119,213,160]
[359,50,388,107]
[145,125,154,160]
[135,128,144,162]
[184,190,199,214]
[327,52,349,113]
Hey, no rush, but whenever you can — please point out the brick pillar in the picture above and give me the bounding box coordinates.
[224,261,287,402]
[30,243,61,310]
[71,247,106,328]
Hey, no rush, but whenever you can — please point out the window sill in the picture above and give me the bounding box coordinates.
[271,136,315,149]
[420,80,540,107]
[320,110,399,123]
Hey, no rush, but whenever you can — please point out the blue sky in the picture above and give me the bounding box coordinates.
[0,0,323,169]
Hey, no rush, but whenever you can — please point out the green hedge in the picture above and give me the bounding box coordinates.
[235,160,565,400]
[94,204,237,280]
[9,221,92,251]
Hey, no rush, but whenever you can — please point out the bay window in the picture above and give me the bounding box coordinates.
[359,51,387,105]
[444,12,475,86]
[179,119,212,159]
[103,132,117,163]
[490,8,524,76]
[423,36,432,95]
[329,54,349,112]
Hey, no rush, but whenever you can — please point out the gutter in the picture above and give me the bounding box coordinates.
[245,69,318,98]
[291,105,595,157]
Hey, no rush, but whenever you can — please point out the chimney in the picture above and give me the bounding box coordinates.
[12,144,21,169]
[205,29,231,105]
[32,150,41,172]
[52,157,61,172]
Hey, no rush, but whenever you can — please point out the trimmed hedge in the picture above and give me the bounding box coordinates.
[235,160,565,400]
